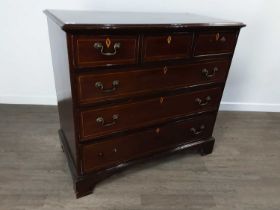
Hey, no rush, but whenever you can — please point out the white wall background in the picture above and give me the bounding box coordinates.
[0,0,280,112]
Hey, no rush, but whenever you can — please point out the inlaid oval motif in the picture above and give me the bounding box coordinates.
[167,35,172,44]
[163,66,168,75]
[215,33,220,41]
[105,38,111,48]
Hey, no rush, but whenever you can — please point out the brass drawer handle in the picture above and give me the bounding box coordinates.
[190,125,205,135]
[93,42,121,56]
[215,33,226,43]
[220,37,226,43]
[96,114,119,127]
[95,80,119,93]
[195,96,211,106]
[202,67,218,79]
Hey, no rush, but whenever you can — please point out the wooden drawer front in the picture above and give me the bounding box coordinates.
[77,60,230,105]
[74,35,138,68]
[143,34,193,62]
[82,113,216,173]
[80,87,222,140]
[194,32,237,56]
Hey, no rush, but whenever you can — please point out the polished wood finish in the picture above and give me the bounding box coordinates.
[82,113,216,173]
[45,9,245,198]
[77,60,230,105]
[43,10,245,31]
[47,18,78,165]
[194,31,238,56]
[80,88,221,140]
[142,33,193,62]
[73,35,138,68]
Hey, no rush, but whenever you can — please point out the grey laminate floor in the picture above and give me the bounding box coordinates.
[0,105,280,210]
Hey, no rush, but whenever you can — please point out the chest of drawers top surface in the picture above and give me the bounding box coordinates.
[45,10,244,198]
[44,10,245,30]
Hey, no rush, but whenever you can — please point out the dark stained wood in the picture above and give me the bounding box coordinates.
[77,60,230,105]
[142,33,193,62]
[80,88,222,140]
[44,10,245,198]
[73,35,139,68]
[47,19,78,165]
[82,113,216,173]
[194,31,238,56]
[43,10,245,32]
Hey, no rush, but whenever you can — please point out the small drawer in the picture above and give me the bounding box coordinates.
[77,60,230,105]
[194,32,237,56]
[79,87,222,140]
[143,33,193,62]
[81,113,216,173]
[73,35,138,68]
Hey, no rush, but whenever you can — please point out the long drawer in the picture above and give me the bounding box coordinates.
[82,113,216,173]
[77,60,230,105]
[79,87,222,140]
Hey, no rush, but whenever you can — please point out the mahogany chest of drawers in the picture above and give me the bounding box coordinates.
[45,10,245,198]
